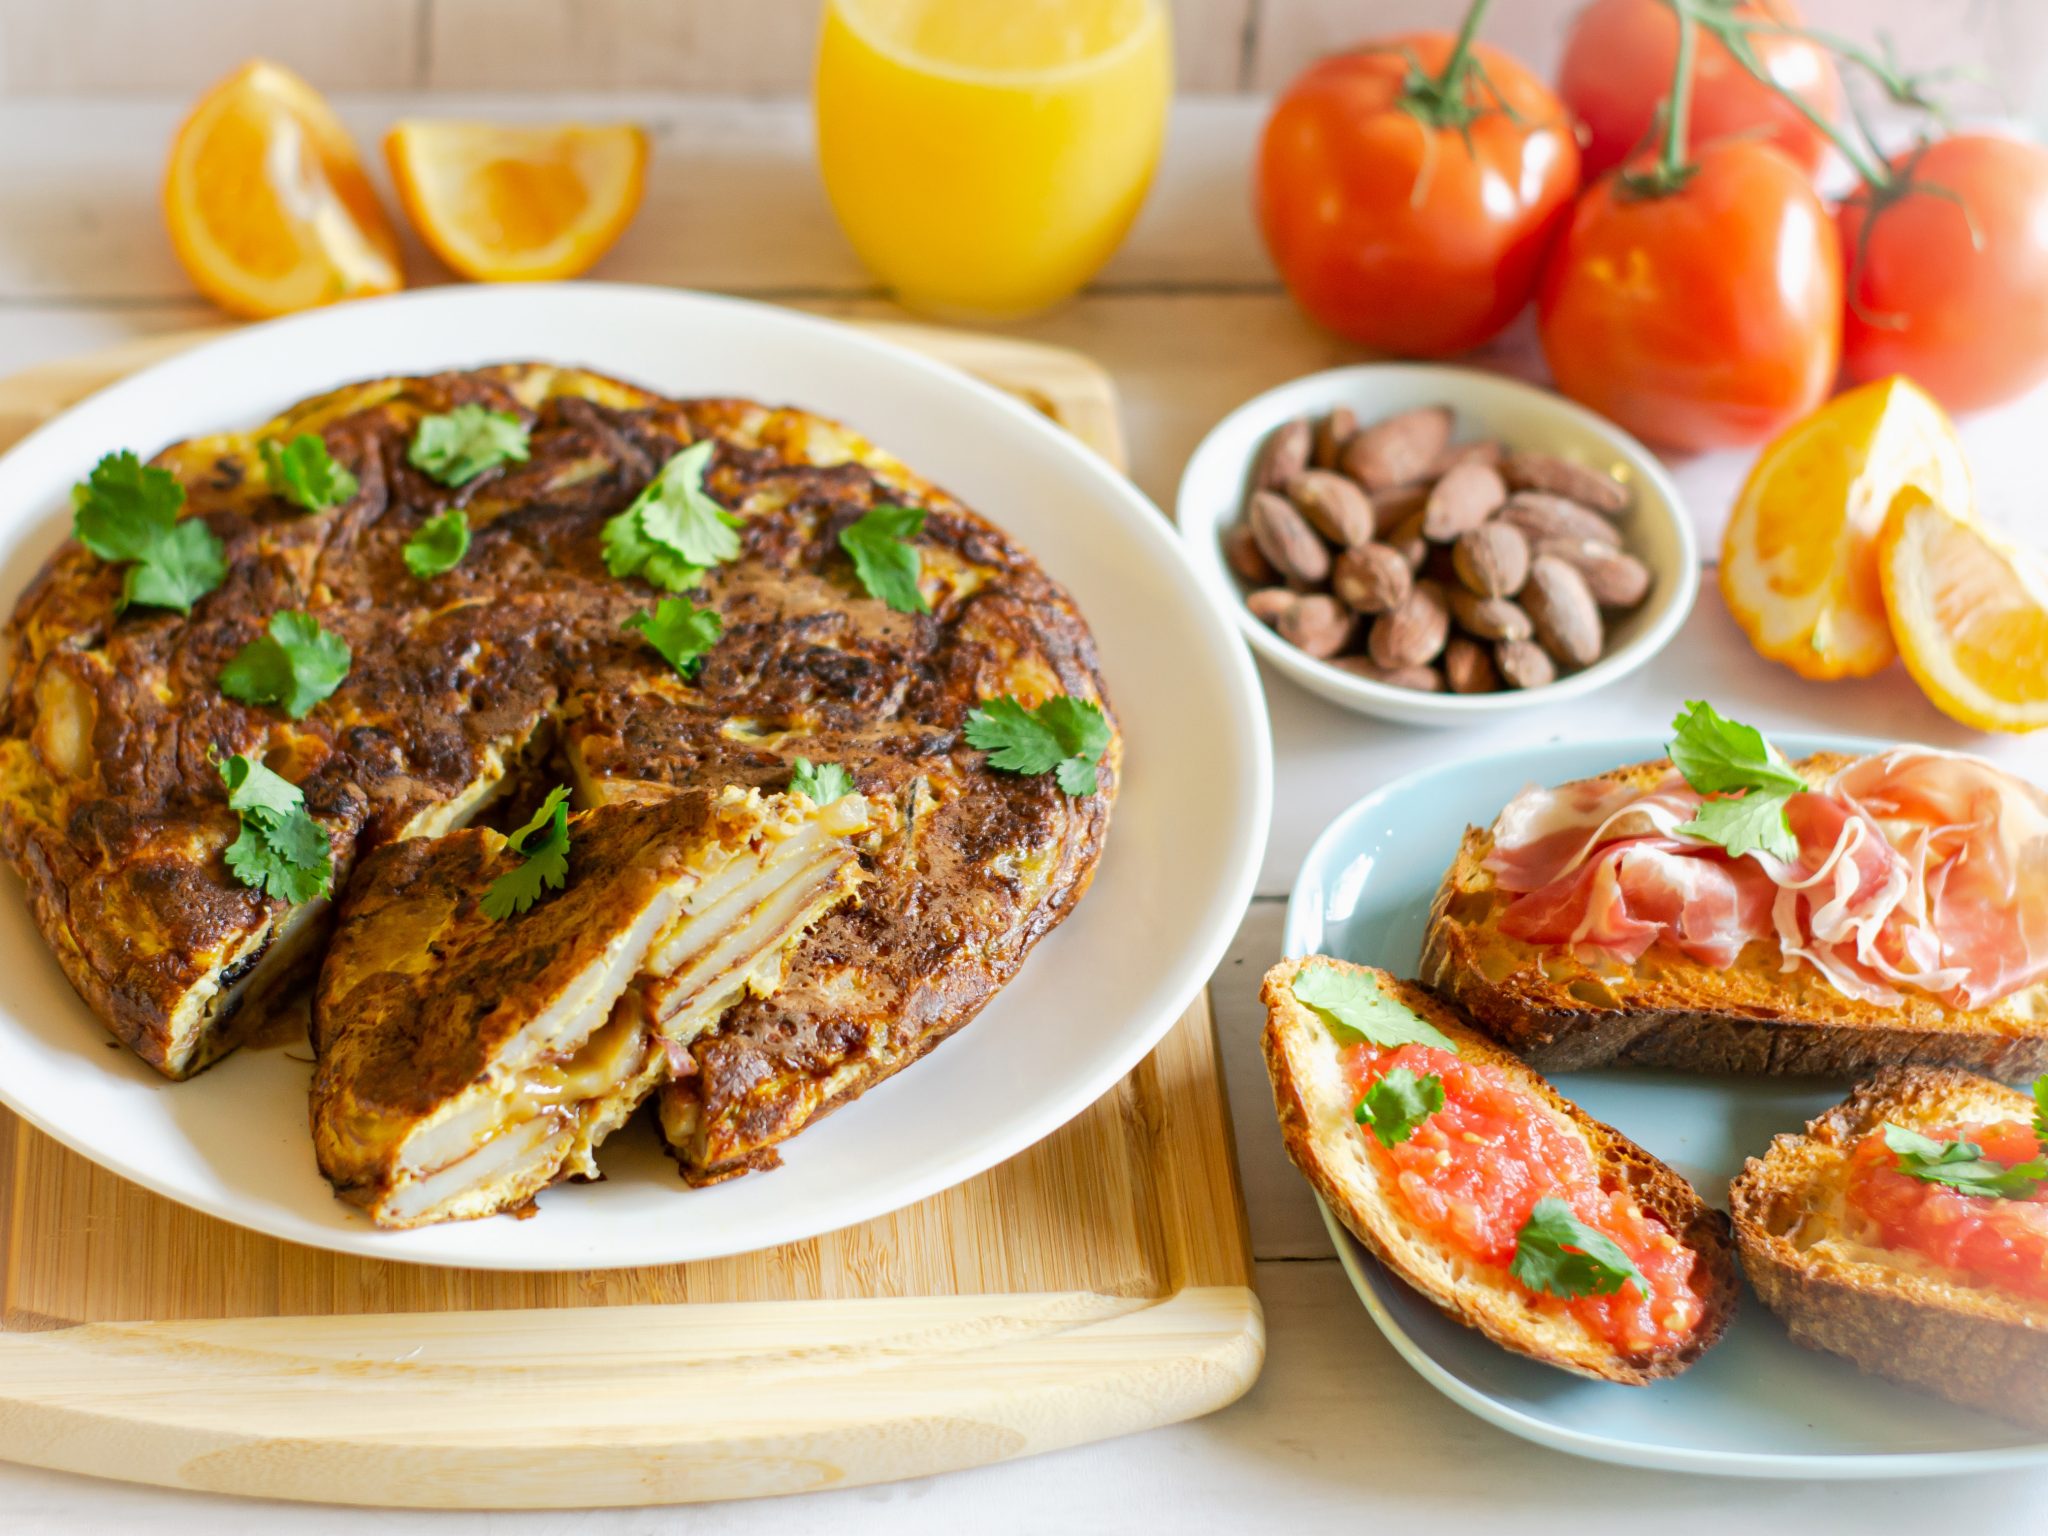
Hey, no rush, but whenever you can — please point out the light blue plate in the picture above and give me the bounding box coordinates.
[1287,736,2048,1479]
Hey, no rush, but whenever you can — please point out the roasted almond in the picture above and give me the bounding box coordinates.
[1245,586,1293,625]
[1502,450,1630,516]
[1496,638,1558,690]
[1332,656,1443,691]
[1429,439,1503,477]
[1386,510,1429,571]
[1499,491,1623,549]
[1223,522,1278,586]
[1534,537,1652,609]
[1252,417,1313,491]
[1249,490,1330,588]
[1443,635,1501,694]
[1421,462,1507,542]
[1369,481,1432,532]
[1277,593,1354,658]
[1523,555,1603,669]
[1287,469,1376,548]
[1368,578,1451,669]
[1341,405,1453,491]
[1448,588,1533,642]
[1451,521,1530,599]
[1332,541,1413,615]
[1312,406,1357,470]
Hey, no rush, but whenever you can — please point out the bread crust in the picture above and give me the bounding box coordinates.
[1420,755,2048,1079]
[1730,1067,2048,1431]
[1261,957,1737,1384]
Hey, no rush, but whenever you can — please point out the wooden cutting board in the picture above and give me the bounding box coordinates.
[0,321,1260,1509]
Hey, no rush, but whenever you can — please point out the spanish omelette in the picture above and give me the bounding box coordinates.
[0,363,1117,1187]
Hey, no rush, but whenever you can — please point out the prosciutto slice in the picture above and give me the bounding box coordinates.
[1483,749,2048,1011]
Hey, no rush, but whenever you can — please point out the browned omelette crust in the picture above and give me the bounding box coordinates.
[311,791,720,1204]
[0,364,1117,1178]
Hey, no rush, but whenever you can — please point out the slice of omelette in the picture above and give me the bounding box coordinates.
[310,788,874,1228]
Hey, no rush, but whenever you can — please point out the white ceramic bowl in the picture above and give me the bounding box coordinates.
[1177,364,1698,727]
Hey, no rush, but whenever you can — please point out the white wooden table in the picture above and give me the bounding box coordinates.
[3,92,2047,1531]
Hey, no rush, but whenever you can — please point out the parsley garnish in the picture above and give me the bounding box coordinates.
[261,434,357,511]
[481,786,573,921]
[1511,1197,1646,1299]
[790,757,855,804]
[839,504,929,614]
[1666,699,1807,862]
[1882,1123,2047,1200]
[403,508,471,578]
[71,450,226,615]
[218,611,350,720]
[601,440,741,591]
[1289,965,1461,1053]
[623,597,723,678]
[1356,1067,1444,1149]
[963,695,1110,796]
[216,751,332,904]
[2035,1075,2047,1142]
[408,405,530,486]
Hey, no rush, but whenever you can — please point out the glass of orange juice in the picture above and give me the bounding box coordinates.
[815,0,1172,320]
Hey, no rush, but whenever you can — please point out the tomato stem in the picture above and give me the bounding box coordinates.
[1619,1,1701,198]
[1399,0,1497,129]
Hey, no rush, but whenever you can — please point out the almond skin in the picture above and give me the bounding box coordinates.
[1448,588,1533,642]
[1332,656,1443,691]
[1252,417,1312,491]
[1452,521,1530,599]
[1444,635,1501,694]
[1368,578,1451,668]
[1534,536,1652,608]
[1385,509,1429,568]
[1312,406,1357,470]
[1249,490,1330,588]
[1501,450,1630,515]
[1287,469,1376,548]
[1223,521,1278,586]
[1421,462,1507,542]
[1277,593,1353,658]
[1341,405,1453,491]
[1429,439,1503,477]
[1499,491,1623,549]
[1369,481,1432,532]
[1522,554,1604,668]
[1245,586,1293,625]
[1496,638,1558,689]
[1332,542,1413,615]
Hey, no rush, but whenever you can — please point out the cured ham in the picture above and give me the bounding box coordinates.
[1484,749,2048,1011]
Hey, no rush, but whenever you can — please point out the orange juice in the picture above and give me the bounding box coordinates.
[815,0,1172,319]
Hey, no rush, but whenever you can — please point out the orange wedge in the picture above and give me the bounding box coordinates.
[384,121,648,282]
[1880,488,2048,732]
[164,60,404,318]
[1721,376,1971,680]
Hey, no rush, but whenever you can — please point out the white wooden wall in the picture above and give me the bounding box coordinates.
[0,0,2020,102]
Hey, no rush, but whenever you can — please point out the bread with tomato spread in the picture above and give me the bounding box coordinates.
[1730,1067,2048,1430]
[1261,957,1738,1384]
[1420,753,2048,1079]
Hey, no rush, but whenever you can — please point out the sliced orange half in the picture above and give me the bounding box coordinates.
[1721,376,1971,681]
[1880,487,2048,733]
[164,60,404,318]
[385,121,648,283]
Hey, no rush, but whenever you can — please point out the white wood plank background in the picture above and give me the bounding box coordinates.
[2,71,2048,1532]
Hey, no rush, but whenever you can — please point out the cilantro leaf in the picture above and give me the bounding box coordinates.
[1511,1197,1646,1299]
[602,441,740,590]
[839,504,929,614]
[481,785,573,920]
[963,694,1110,796]
[2035,1075,2047,1143]
[219,611,351,720]
[408,405,530,486]
[261,434,358,511]
[790,757,855,804]
[1355,1067,1444,1149]
[215,751,332,904]
[403,508,471,579]
[1667,700,1805,862]
[1289,964,1461,1053]
[1883,1122,2047,1200]
[623,597,723,678]
[71,450,225,614]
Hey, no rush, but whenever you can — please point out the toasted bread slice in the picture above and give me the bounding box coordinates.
[1262,957,1737,1383]
[1731,1067,2048,1430]
[1420,753,2048,1078]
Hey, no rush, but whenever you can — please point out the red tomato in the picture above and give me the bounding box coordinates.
[1537,141,1842,452]
[1839,134,2048,415]
[1256,35,1580,357]
[1559,0,1841,183]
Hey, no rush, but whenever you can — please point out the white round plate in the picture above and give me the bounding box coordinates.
[1287,736,2048,1478]
[0,283,1272,1269]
